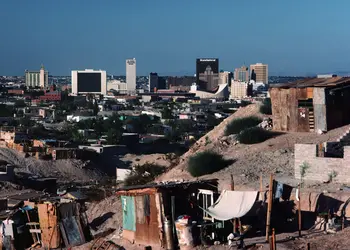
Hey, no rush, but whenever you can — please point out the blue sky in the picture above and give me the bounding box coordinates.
[1,0,350,76]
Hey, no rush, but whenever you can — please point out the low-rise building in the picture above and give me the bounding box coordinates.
[230,80,248,99]
[7,89,24,95]
[39,91,62,101]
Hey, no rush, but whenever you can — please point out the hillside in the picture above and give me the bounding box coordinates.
[159,103,350,190]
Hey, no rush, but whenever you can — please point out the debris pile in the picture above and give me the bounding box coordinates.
[258,117,273,130]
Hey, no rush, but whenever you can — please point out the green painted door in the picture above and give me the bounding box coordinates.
[121,196,136,231]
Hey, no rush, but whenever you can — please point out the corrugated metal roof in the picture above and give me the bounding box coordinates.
[116,179,218,193]
[270,77,350,88]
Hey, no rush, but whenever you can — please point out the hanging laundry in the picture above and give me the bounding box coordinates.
[281,184,293,201]
[273,180,294,201]
[274,181,283,199]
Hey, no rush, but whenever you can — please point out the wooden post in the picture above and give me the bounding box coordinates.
[306,242,310,250]
[266,174,273,242]
[230,174,234,191]
[230,175,238,234]
[269,236,273,250]
[298,183,302,237]
[260,173,263,201]
[272,228,276,250]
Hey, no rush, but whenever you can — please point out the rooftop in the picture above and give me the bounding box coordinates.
[116,179,218,193]
[270,77,350,88]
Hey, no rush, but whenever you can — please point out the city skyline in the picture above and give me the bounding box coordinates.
[1,0,350,76]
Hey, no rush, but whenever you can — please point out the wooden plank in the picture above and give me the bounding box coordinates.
[265,174,274,242]
[38,203,60,249]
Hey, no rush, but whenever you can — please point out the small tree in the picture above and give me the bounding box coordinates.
[225,116,262,136]
[260,98,272,115]
[328,170,338,183]
[299,161,310,187]
[188,151,230,177]
[237,127,275,144]
[124,163,166,186]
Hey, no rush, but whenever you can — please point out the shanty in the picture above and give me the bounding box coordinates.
[115,176,350,249]
[269,76,350,132]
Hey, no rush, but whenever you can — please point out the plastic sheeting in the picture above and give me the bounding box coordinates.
[205,190,258,220]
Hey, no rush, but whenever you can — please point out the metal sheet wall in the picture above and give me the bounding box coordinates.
[135,194,160,246]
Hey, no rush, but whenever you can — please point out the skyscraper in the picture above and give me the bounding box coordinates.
[196,58,219,91]
[126,58,136,92]
[234,66,249,82]
[219,71,232,85]
[149,72,159,92]
[250,63,268,84]
[25,64,48,88]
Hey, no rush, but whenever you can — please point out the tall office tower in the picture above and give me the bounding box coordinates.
[126,58,136,92]
[25,64,49,88]
[196,58,219,91]
[158,77,167,90]
[234,65,249,82]
[219,71,232,85]
[149,72,159,92]
[250,63,268,84]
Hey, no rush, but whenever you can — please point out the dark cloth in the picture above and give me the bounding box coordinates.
[273,181,293,201]
[144,195,150,217]
[59,202,76,218]
[281,184,293,201]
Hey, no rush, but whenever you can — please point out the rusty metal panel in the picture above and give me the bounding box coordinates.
[149,194,160,245]
[297,107,310,132]
[270,88,282,131]
[307,88,314,99]
[38,203,60,248]
[280,89,289,131]
[135,194,160,246]
[289,88,299,132]
[297,88,308,100]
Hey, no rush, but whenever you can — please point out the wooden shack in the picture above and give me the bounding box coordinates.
[269,77,350,132]
[116,179,218,248]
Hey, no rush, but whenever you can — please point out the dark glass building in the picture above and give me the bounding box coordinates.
[196,58,219,91]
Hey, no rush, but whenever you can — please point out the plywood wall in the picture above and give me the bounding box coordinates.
[270,87,309,132]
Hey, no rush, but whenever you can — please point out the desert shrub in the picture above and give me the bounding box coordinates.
[188,151,230,177]
[237,127,276,144]
[260,98,272,115]
[225,116,262,136]
[124,163,166,186]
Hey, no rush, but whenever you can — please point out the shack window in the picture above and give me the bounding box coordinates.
[197,189,214,222]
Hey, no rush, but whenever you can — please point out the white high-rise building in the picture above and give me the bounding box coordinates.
[25,64,48,88]
[71,69,107,95]
[126,58,136,92]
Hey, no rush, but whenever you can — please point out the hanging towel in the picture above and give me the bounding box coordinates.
[205,190,258,220]
[274,182,284,199]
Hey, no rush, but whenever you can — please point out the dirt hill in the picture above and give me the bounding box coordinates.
[158,103,350,190]
[0,147,106,183]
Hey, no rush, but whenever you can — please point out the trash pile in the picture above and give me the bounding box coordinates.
[0,194,91,249]
[258,118,273,130]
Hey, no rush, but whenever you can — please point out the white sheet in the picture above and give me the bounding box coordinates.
[206,190,258,220]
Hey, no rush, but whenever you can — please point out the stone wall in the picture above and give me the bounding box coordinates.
[295,144,350,183]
